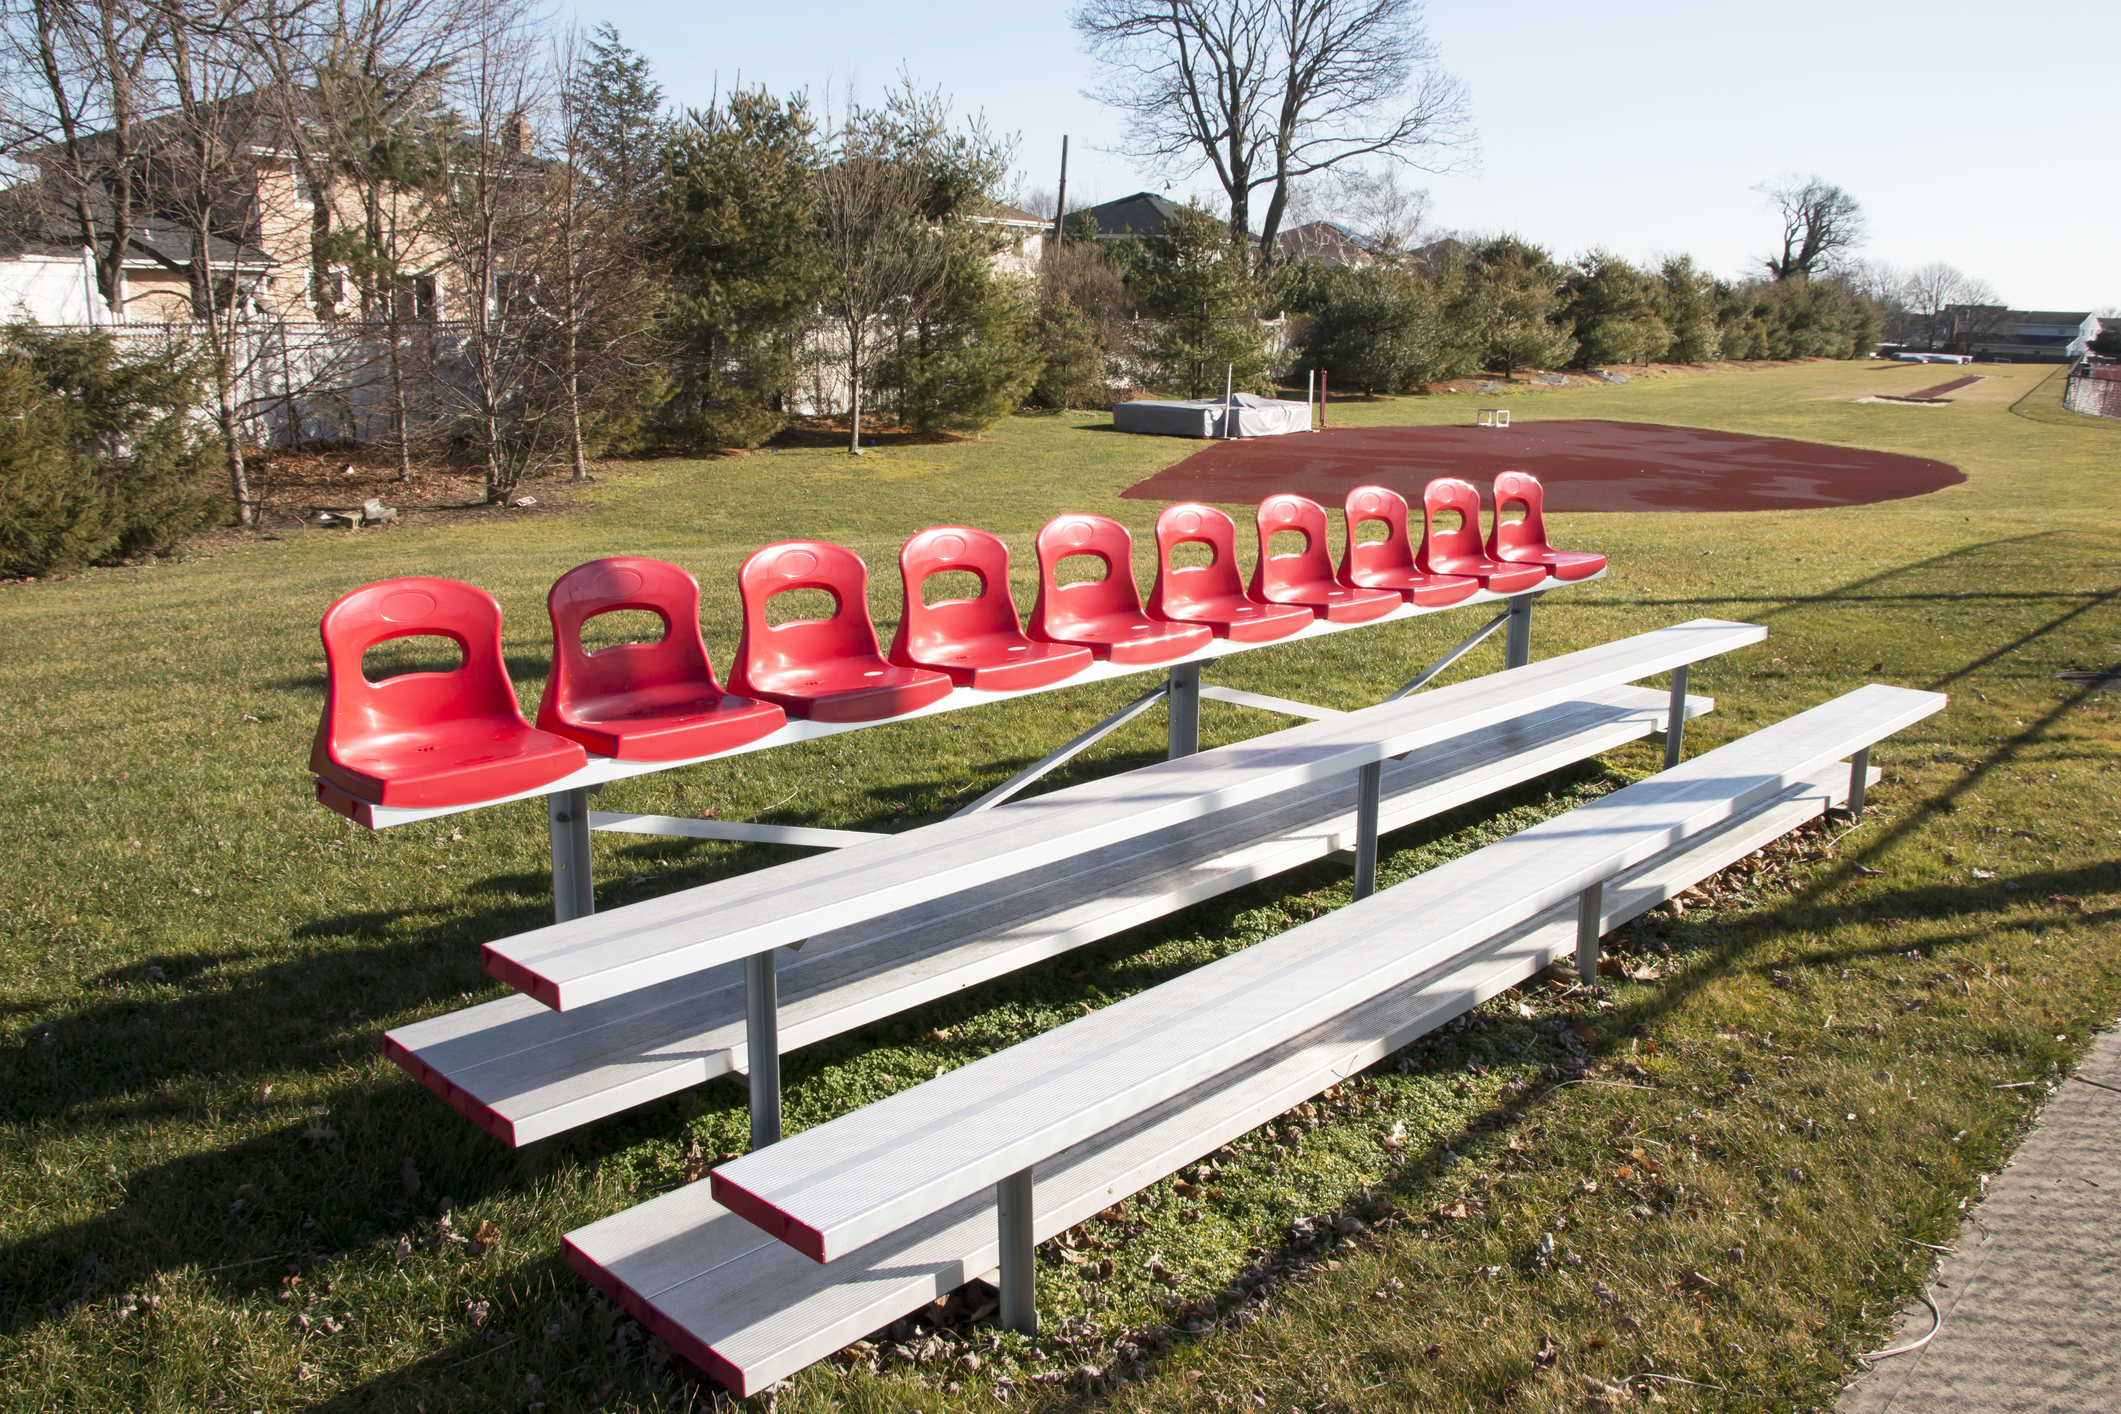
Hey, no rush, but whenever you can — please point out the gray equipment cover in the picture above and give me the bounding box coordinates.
[1112,393,1309,439]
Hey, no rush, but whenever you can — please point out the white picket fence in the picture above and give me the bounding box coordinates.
[88,319,478,447]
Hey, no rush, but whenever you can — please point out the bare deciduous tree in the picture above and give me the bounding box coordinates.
[1758,174,1865,281]
[815,148,948,455]
[0,0,173,313]
[430,9,553,500]
[1074,0,1470,263]
[1900,262,1997,351]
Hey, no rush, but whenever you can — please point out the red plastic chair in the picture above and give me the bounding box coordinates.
[1029,514,1215,664]
[730,541,954,722]
[1337,485,1480,608]
[536,557,785,761]
[311,577,586,808]
[1417,479,1550,594]
[888,527,1093,691]
[1246,494,1401,623]
[1486,471,1607,581]
[1146,503,1313,642]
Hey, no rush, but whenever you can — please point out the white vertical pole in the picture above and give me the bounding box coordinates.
[997,1168,1037,1334]
[1307,367,1316,430]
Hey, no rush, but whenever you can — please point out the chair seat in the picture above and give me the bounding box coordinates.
[1347,568,1482,607]
[317,717,586,808]
[559,687,786,761]
[1038,612,1213,664]
[745,660,955,723]
[908,633,1093,692]
[1258,579,1402,623]
[1513,549,1606,582]
[1436,558,1549,594]
[1157,593,1313,643]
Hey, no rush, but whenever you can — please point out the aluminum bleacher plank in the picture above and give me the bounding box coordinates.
[388,686,1707,1145]
[563,760,1875,1395]
[483,620,1766,1011]
[709,685,1942,1262]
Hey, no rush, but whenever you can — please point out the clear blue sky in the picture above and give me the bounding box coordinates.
[569,1,2117,312]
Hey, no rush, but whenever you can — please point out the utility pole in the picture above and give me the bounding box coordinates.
[1052,135,1069,250]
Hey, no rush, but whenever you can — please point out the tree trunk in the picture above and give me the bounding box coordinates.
[848,327,864,456]
[387,314,412,481]
[218,366,253,527]
[568,366,587,481]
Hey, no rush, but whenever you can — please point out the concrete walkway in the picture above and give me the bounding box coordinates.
[1841,1025,2121,1413]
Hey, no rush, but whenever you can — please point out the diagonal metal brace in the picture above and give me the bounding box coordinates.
[953,682,1172,817]
[1196,684,1346,720]
[1384,608,1512,702]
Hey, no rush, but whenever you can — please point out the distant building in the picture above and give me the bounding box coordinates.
[1274,221,1374,268]
[972,202,1049,280]
[1940,306,2097,362]
[1074,191,1183,240]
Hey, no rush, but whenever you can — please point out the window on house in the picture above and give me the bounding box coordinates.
[390,273,439,321]
[493,272,539,316]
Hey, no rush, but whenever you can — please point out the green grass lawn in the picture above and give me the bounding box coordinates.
[1,359,2116,1413]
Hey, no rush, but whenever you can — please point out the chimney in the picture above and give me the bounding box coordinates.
[504,112,532,157]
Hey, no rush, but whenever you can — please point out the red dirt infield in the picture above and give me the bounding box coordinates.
[1118,419,1964,513]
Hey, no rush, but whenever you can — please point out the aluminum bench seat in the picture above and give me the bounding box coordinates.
[481,620,1766,1014]
[707,684,1944,1264]
[388,685,1711,1145]
[562,753,1885,1396]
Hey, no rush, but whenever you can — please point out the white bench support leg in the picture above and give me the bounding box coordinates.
[1505,593,1535,669]
[1352,760,1382,900]
[1575,878,1605,979]
[744,950,782,1150]
[549,787,595,923]
[1847,746,1870,815]
[996,1166,1037,1335]
[1664,664,1690,769]
[1167,661,1202,760]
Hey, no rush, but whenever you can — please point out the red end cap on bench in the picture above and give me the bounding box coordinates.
[710,1172,829,1263]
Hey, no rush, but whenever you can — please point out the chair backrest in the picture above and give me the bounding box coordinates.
[1487,471,1552,560]
[1339,485,1417,583]
[1148,502,1246,617]
[735,541,885,684]
[1247,493,1337,599]
[316,577,529,740]
[1418,477,1490,573]
[545,558,720,710]
[1032,514,1145,625]
[891,526,1024,662]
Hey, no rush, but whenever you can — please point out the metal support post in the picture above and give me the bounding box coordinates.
[997,1167,1037,1335]
[1663,664,1690,770]
[1167,660,1202,760]
[744,949,782,1150]
[1352,760,1383,900]
[1575,879,1605,980]
[1504,593,1535,669]
[548,787,595,923]
[1848,745,1870,816]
